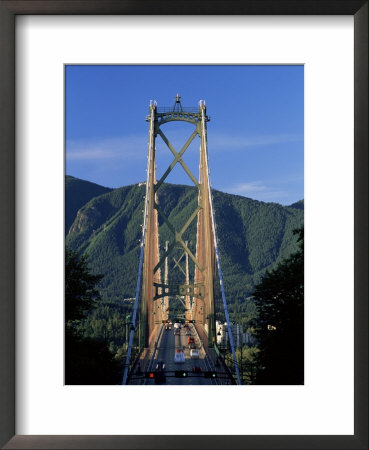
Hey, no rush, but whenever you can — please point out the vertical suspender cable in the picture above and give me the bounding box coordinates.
[200,105,242,385]
[122,105,154,385]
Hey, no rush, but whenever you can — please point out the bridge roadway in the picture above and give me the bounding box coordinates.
[141,324,215,385]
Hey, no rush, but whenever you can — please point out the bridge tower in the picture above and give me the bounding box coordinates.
[141,94,216,347]
[140,100,161,348]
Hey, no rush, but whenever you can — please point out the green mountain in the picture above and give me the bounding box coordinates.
[66,177,303,305]
[289,199,304,210]
[65,175,113,235]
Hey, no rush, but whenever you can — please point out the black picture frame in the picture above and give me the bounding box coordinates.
[0,1,367,449]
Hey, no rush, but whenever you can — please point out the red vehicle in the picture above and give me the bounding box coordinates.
[187,336,195,345]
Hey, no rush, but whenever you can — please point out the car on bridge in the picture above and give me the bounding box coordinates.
[190,349,200,359]
[174,349,185,363]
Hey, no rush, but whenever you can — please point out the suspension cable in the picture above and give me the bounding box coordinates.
[200,104,242,385]
[122,104,154,385]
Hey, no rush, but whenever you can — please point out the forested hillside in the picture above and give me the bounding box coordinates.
[66,176,303,304]
[66,175,113,234]
[65,175,303,366]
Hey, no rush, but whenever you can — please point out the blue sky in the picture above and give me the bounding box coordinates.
[66,65,303,205]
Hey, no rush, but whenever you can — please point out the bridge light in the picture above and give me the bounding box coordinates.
[145,372,156,379]
[175,371,188,378]
[204,371,217,378]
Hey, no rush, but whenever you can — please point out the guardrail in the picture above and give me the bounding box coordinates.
[213,343,237,385]
[191,324,218,385]
[144,324,165,382]
[126,347,145,384]
[191,325,236,385]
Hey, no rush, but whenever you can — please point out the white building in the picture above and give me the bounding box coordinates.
[216,321,255,347]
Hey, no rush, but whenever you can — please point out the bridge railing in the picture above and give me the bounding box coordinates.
[127,324,165,385]
[126,346,145,384]
[192,324,236,385]
[213,343,237,385]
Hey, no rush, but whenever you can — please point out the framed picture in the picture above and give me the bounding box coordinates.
[0,1,367,449]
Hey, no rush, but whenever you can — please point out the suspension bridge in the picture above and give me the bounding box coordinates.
[122,95,241,385]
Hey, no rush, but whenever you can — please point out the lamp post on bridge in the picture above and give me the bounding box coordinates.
[125,314,131,344]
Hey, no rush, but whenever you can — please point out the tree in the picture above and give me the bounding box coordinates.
[252,227,304,385]
[65,247,122,384]
[235,345,259,384]
[65,247,103,325]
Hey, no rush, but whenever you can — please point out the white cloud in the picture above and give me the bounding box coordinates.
[230,181,267,193]
[66,135,147,161]
[226,180,291,203]
[66,132,302,162]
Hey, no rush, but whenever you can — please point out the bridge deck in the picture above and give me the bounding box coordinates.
[128,324,230,385]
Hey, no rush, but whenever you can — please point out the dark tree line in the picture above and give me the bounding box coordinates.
[252,227,304,385]
[65,247,122,384]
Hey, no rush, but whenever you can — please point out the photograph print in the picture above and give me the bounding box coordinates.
[65,65,304,386]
